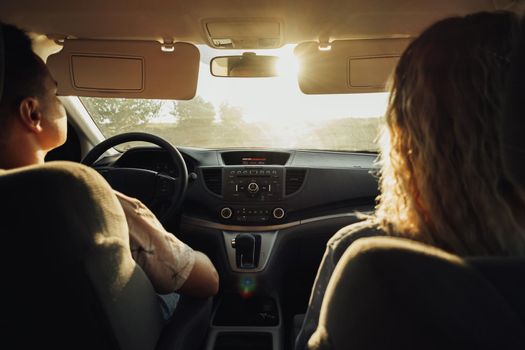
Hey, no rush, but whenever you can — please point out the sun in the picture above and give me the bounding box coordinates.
[275,46,301,80]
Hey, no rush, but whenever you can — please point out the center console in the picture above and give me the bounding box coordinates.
[208,228,283,350]
[208,150,306,226]
[204,152,298,350]
[206,294,282,350]
[220,166,287,224]
[223,167,284,202]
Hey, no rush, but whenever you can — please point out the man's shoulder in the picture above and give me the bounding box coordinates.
[328,219,385,263]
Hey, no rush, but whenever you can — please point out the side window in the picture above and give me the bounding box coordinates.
[45,122,81,162]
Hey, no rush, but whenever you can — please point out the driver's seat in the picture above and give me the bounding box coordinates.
[0,161,164,349]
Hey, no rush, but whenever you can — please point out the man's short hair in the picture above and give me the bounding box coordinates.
[0,23,47,126]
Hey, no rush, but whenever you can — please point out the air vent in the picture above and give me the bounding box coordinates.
[285,169,306,195]
[202,168,222,195]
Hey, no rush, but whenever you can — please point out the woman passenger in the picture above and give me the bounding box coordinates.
[296,10,525,349]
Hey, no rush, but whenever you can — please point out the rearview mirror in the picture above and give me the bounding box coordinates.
[210,53,279,77]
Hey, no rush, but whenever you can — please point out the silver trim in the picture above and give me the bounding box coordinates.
[183,216,300,232]
[183,211,368,232]
[222,231,279,273]
[301,211,372,224]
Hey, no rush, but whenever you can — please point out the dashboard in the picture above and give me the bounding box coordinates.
[95,145,380,320]
[100,147,380,228]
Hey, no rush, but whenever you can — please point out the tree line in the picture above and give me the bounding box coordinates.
[81,96,382,151]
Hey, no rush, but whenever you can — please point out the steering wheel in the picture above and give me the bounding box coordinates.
[81,132,188,224]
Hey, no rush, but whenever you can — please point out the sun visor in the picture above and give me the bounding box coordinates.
[295,38,411,94]
[47,39,199,100]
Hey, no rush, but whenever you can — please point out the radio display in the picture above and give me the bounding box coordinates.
[222,166,284,202]
[242,157,267,165]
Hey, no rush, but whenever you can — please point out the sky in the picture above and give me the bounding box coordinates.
[190,44,390,126]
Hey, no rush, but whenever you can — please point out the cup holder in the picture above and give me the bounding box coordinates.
[213,294,279,326]
[213,332,273,350]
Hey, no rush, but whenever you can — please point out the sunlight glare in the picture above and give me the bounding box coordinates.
[276,51,301,79]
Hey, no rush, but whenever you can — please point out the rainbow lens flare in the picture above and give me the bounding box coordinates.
[239,276,256,298]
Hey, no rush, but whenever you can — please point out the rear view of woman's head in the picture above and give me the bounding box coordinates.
[376,11,525,255]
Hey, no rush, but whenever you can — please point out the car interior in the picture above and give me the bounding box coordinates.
[1,1,524,349]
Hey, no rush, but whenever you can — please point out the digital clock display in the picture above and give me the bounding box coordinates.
[241,157,267,165]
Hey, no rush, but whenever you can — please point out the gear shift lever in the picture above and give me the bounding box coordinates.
[232,233,261,269]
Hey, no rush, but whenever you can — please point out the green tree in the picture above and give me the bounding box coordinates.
[169,96,217,146]
[313,117,382,151]
[172,96,215,126]
[81,97,162,137]
[219,103,243,125]
[213,103,257,147]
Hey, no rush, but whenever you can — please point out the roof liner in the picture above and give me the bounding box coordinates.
[0,0,505,45]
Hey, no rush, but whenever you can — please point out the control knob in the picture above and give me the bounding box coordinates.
[247,182,259,193]
[220,207,233,219]
[272,207,285,219]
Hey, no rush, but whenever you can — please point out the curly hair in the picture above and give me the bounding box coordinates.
[374,11,525,255]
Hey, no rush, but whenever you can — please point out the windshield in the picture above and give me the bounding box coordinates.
[81,44,388,152]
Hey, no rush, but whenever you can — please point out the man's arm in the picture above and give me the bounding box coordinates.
[114,191,219,296]
[178,251,219,297]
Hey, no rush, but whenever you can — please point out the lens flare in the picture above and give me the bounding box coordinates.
[239,276,257,298]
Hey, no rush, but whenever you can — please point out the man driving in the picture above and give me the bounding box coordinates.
[0,22,219,320]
